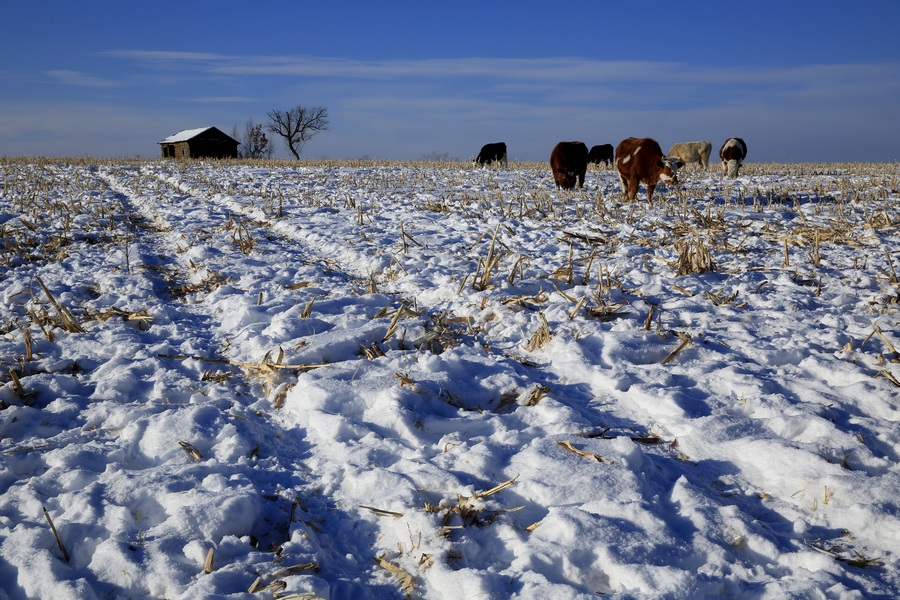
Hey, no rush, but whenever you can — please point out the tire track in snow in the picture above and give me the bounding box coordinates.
[86,165,401,595]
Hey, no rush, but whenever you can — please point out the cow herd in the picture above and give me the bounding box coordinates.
[475,137,747,203]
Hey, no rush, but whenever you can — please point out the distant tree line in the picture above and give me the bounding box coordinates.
[419,151,461,162]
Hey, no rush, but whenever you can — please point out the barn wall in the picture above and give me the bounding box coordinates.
[161,142,191,158]
[160,128,239,159]
[190,139,238,159]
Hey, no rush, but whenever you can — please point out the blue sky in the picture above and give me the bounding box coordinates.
[2,1,899,162]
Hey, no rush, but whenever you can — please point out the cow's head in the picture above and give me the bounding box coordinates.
[725,159,741,177]
[658,157,680,185]
[555,167,579,189]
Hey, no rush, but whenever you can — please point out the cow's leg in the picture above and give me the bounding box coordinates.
[646,183,656,204]
[618,174,629,199]
[626,177,639,202]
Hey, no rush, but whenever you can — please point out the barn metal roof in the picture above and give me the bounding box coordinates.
[158,127,217,144]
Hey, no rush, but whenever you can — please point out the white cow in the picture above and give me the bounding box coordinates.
[667,141,712,169]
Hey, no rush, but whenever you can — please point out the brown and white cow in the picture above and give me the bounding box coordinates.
[719,137,747,177]
[667,141,712,169]
[587,144,614,166]
[550,141,589,189]
[614,137,680,204]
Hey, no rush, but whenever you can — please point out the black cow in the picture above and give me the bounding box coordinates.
[474,142,508,166]
[587,144,614,166]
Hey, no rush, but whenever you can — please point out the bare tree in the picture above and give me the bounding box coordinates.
[266,105,329,159]
[233,119,274,159]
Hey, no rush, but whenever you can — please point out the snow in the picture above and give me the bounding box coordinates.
[1,158,899,599]
[158,127,217,144]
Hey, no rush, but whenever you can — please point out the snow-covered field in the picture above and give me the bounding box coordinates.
[1,158,899,599]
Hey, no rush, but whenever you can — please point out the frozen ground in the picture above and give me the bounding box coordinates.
[1,159,899,599]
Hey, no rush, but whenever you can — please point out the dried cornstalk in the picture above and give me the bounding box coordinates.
[522,385,551,406]
[179,441,203,461]
[399,221,421,254]
[643,306,656,331]
[232,220,255,254]
[472,225,504,291]
[35,276,83,333]
[394,372,417,389]
[271,562,319,578]
[8,368,28,401]
[661,334,692,365]
[158,353,325,373]
[551,283,578,303]
[675,236,715,276]
[884,247,898,284]
[43,506,70,562]
[873,325,900,361]
[507,254,527,285]
[360,505,404,518]
[549,262,574,284]
[376,555,415,598]
[473,475,518,499]
[383,304,420,341]
[362,342,385,360]
[204,547,215,574]
[18,324,33,361]
[557,440,607,463]
[300,297,316,318]
[587,301,630,322]
[877,370,900,387]
[524,313,551,352]
[83,307,152,325]
[568,296,586,319]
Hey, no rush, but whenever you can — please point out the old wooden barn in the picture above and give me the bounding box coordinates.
[159,127,239,159]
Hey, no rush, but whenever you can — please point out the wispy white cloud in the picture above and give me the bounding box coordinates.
[103,50,900,91]
[184,96,260,103]
[44,70,120,88]
[103,50,900,116]
[101,50,229,63]
[215,56,676,82]
[108,51,688,83]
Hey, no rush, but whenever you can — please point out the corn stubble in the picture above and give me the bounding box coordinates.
[1,157,897,590]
